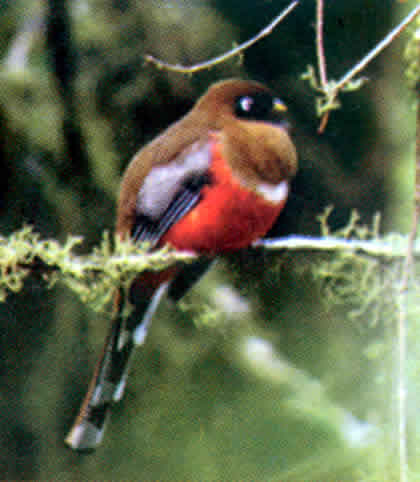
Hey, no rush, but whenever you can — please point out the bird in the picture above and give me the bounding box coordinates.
[65,78,298,451]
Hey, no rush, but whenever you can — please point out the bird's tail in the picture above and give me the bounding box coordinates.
[65,283,169,451]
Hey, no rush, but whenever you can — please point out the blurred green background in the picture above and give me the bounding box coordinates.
[0,0,417,479]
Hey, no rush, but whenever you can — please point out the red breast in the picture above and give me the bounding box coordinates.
[160,139,286,253]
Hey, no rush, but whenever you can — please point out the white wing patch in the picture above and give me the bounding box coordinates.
[137,142,211,220]
[256,180,289,203]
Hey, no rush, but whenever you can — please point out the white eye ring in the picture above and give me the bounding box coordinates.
[240,96,254,112]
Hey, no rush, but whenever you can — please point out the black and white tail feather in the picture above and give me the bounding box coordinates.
[65,283,169,451]
[65,142,213,451]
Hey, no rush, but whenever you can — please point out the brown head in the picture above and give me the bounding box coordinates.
[192,79,298,188]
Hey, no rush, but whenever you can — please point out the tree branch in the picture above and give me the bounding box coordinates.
[144,1,299,73]
[1,223,419,311]
[253,235,419,259]
[310,4,420,132]
[316,0,328,89]
[335,5,420,94]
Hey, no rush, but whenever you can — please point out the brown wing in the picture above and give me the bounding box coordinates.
[116,113,213,238]
[131,140,212,247]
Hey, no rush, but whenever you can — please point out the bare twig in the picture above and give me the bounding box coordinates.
[253,235,420,259]
[334,5,420,94]
[318,111,330,133]
[313,5,420,132]
[144,1,299,73]
[315,0,329,133]
[316,0,328,88]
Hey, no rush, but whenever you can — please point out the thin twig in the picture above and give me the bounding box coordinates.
[334,5,420,94]
[316,0,329,133]
[144,1,299,73]
[314,5,420,133]
[318,110,329,133]
[253,235,420,259]
[316,0,328,88]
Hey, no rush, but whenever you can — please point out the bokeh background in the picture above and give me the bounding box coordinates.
[0,0,417,479]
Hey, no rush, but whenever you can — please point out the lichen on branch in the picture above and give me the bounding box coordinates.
[0,209,418,314]
[0,226,194,310]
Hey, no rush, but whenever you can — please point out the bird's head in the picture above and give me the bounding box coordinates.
[194,79,298,186]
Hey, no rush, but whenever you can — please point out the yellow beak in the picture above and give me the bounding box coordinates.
[273,98,287,113]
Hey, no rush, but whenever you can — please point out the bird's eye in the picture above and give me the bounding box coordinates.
[238,96,254,113]
[235,92,286,121]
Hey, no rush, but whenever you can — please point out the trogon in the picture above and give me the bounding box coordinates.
[66,78,298,451]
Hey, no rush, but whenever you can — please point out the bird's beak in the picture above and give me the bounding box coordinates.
[272,99,292,133]
[273,98,287,113]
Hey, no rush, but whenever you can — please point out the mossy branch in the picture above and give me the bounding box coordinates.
[0,226,194,309]
[1,209,419,312]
